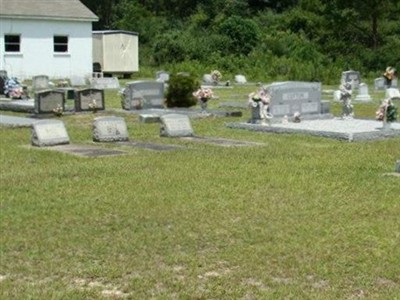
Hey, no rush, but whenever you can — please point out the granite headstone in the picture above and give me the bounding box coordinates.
[160,114,194,137]
[93,116,129,142]
[341,70,361,89]
[32,119,70,147]
[34,90,65,114]
[75,88,105,112]
[32,75,50,91]
[122,80,164,110]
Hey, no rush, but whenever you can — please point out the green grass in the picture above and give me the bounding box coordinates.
[1,84,399,299]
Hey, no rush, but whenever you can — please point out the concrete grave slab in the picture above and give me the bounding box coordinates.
[41,144,127,157]
[0,99,35,113]
[0,114,38,127]
[227,118,400,142]
[180,136,264,147]
[32,119,70,147]
[116,141,185,151]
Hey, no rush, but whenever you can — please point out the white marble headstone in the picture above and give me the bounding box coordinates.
[355,83,372,102]
[32,120,70,147]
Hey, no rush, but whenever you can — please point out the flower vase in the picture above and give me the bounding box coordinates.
[200,98,208,112]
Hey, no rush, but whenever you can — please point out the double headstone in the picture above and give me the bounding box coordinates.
[341,70,361,89]
[34,90,65,114]
[264,81,323,117]
[121,80,164,110]
[160,114,194,137]
[93,116,129,142]
[31,120,70,147]
[75,88,105,112]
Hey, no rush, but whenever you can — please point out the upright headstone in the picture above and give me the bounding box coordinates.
[31,120,70,147]
[385,88,400,100]
[235,75,247,84]
[70,76,87,87]
[375,77,386,90]
[32,75,50,91]
[93,116,129,142]
[90,77,120,89]
[121,80,164,110]
[203,74,213,85]
[341,70,361,89]
[34,90,65,114]
[354,83,372,102]
[156,71,170,82]
[160,114,194,137]
[75,88,105,112]
[264,81,323,117]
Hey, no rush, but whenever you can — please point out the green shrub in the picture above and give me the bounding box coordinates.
[165,73,200,107]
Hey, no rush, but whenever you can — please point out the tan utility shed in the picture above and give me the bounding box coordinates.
[92,30,139,77]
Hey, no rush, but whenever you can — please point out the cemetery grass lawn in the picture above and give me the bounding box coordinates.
[1,85,400,299]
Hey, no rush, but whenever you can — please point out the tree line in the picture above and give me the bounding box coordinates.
[82,0,400,83]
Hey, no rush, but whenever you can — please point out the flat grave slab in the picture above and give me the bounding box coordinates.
[116,141,185,151]
[40,144,127,157]
[180,136,264,147]
[122,108,242,118]
[227,118,400,142]
[0,114,38,127]
[0,99,35,113]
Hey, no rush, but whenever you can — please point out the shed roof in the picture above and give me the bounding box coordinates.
[0,0,98,22]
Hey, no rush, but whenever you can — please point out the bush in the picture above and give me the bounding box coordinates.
[165,73,200,108]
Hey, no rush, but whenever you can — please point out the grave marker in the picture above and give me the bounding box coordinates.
[341,70,361,89]
[75,88,105,112]
[121,80,164,110]
[160,114,194,137]
[264,81,322,117]
[34,90,65,114]
[375,77,385,90]
[32,119,70,147]
[385,88,400,100]
[32,75,50,90]
[90,77,120,89]
[354,83,372,102]
[93,116,129,142]
[235,75,247,84]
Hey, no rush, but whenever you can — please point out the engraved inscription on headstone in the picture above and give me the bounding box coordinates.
[160,114,194,137]
[265,81,322,117]
[93,116,129,142]
[122,81,164,110]
[32,120,70,147]
[34,90,65,114]
[75,88,105,112]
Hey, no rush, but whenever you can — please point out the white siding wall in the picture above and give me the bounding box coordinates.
[0,18,93,80]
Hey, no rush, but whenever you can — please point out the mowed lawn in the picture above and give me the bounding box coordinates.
[1,84,399,299]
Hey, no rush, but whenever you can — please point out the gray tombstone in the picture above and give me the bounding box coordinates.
[354,83,372,102]
[375,78,386,90]
[0,70,8,95]
[122,80,164,110]
[32,119,70,147]
[156,71,170,82]
[235,75,247,84]
[75,88,105,112]
[203,74,213,85]
[70,76,87,87]
[32,75,50,90]
[264,81,322,117]
[341,70,361,89]
[90,77,120,89]
[93,116,129,142]
[34,90,65,114]
[160,114,194,137]
[385,88,400,100]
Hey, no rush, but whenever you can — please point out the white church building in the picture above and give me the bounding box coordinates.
[0,0,98,80]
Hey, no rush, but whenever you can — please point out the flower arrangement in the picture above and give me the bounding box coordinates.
[52,104,63,117]
[211,70,222,84]
[248,89,270,107]
[88,99,98,113]
[193,87,214,102]
[376,98,398,123]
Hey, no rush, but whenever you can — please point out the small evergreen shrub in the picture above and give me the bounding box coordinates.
[165,74,200,108]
